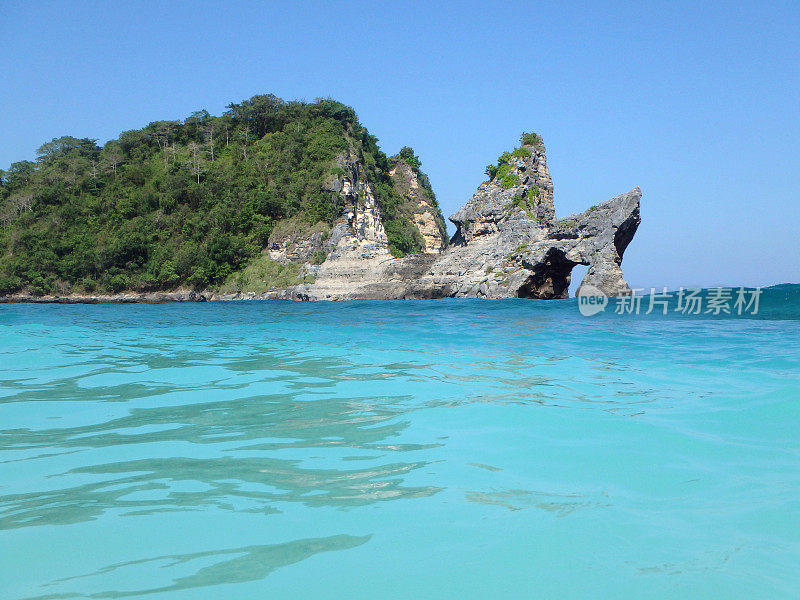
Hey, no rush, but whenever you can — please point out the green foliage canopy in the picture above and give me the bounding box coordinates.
[0,95,428,295]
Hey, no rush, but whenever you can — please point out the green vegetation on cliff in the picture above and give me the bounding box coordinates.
[381,146,447,257]
[0,95,433,295]
[484,132,542,183]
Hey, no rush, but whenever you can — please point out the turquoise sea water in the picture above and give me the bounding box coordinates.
[1,286,799,599]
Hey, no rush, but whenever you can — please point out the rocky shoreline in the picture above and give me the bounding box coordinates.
[0,290,210,304]
[0,289,328,303]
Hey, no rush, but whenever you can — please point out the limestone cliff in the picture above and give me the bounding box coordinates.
[388,158,447,253]
[268,149,392,265]
[217,135,641,301]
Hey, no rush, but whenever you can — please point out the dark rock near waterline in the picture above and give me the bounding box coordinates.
[0,290,208,303]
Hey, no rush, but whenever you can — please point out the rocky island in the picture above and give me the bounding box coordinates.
[0,95,639,302]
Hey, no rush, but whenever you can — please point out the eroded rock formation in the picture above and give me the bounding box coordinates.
[254,137,641,301]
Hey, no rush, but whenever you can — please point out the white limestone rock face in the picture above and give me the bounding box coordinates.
[265,149,390,274]
[388,159,447,253]
[328,150,390,260]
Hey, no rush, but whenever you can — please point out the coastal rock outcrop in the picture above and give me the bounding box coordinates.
[388,159,448,253]
[293,137,640,300]
[450,140,554,244]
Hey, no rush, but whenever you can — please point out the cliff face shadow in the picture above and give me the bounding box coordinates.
[517,248,578,299]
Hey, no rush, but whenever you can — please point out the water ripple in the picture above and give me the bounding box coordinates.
[1,299,799,599]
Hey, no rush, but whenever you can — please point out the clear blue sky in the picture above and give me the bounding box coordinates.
[2,0,798,289]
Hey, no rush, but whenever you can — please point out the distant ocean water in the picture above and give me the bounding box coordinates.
[1,285,799,599]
